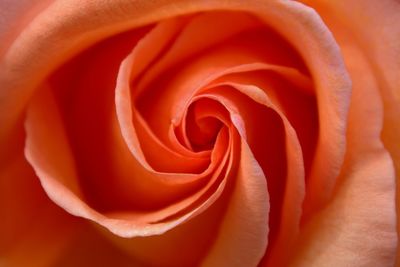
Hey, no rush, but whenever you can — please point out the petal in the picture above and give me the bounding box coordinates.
[201,139,269,267]
[53,224,138,267]
[24,84,233,237]
[290,40,397,267]
[1,2,353,266]
[0,154,79,267]
[0,0,52,57]
[300,0,400,263]
[50,23,216,213]
[115,18,211,173]
[0,0,350,217]
[202,83,306,266]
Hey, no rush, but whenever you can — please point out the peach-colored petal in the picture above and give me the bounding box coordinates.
[300,0,400,171]
[0,1,356,266]
[0,155,79,267]
[25,86,82,197]
[115,18,210,173]
[201,139,269,267]
[256,1,350,219]
[210,70,318,177]
[300,1,400,264]
[24,83,234,237]
[291,151,397,267]
[136,32,306,142]
[0,1,52,57]
[48,23,220,215]
[289,40,397,267]
[54,225,134,267]
[141,50,296,255]
[135,13,272,98]
[0,1,349,179]
[25,78,241,248]
[98,104,242,267]
[202,83,305,266]
[103,179,233,267]
[125,21,312,262]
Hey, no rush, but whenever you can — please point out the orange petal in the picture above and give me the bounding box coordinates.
[203,83,306,266]
[0,154,79,267]
[290,41,397,267]
[24,85,234,237]
[201,139,269,267]
[301,0,400,263]
[115,18,210,173]
[102,179,232,267]
[0,1,52,57]
[0,1,354,265]
[49,23,216,212]
[53,225,134,267]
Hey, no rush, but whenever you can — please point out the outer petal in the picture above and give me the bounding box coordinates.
[0,0,53,57]
[52,224,134,267]
[0,1,351,266]
[301,0,400,264]
[289,38,397,267]
[0,3,350,210]
[0,155,79,267]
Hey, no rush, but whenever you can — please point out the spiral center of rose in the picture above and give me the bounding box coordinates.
[17,8,334,267]
[185,99,226,152]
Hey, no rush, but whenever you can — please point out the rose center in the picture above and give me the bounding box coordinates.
[185,98,227,152]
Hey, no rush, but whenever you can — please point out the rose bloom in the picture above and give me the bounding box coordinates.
[0,0,399,266]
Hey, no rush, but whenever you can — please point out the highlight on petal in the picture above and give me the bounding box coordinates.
[0,0,52,57]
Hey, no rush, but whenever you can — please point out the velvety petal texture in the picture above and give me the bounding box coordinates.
[300,1,400,265]
[0,1,398,267]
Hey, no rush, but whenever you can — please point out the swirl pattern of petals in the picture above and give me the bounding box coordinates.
[18,4,351,266]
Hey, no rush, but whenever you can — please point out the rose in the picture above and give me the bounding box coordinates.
[1,0,399,266]
[1,1,399,266]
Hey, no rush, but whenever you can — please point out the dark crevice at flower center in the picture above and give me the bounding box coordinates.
[185,99,227,152]
[188,116,222,151]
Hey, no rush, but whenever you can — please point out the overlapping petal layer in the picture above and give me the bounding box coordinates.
[3,1,388,267]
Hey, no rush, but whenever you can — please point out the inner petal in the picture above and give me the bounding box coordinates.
[203,83,306,266]
[49,21,228,214]
[185,99,229,152]
[117,11,261,173]
[24,84,237,240]
[134,23,307,157]
[208,70,318,177]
